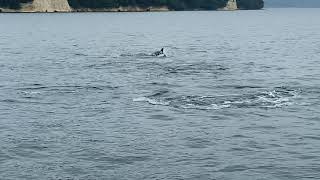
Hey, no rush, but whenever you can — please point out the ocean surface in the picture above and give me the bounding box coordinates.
[0,8,319,180]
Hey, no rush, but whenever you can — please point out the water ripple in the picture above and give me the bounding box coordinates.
[134,86,301,110]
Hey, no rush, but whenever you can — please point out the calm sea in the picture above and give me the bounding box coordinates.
[0,8,320,180]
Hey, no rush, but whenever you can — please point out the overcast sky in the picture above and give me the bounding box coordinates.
[264,0,320,7]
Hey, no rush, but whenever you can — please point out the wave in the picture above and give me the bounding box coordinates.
[120,52,167,58]
[74,53,89,57]
[161,62,229,76]
[19,91,42,99]
[15,84,120,98]
[134,86,300,110]
[0,99,63,105]
[17,84,118,91]
[133,97,170,106]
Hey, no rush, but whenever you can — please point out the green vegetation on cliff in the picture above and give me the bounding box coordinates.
[67,0,229,10]
[0,0,32,9]
[238,0,264,9]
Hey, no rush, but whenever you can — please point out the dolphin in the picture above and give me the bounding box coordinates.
[151,48,166,57]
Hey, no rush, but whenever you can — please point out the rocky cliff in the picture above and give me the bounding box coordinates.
[222,0,238,10]
[0,0,265,12]
[21,0,71,12]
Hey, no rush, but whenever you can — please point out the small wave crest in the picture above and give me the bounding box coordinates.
[19,91,42,99]
[16,84,119,97]
[133,97,169,106]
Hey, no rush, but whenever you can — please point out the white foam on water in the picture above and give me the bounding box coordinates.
[179,103,230,110]
[133,88,301,110]
[21,91,42,95]
[133,97,169,106]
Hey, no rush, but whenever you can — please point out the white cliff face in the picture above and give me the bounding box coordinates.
[223,0,238,10]
[22,0,71,12]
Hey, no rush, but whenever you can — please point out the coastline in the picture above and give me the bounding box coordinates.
[73,6,170,13]
[0,0,265,13]
[0,6,170,13]
[0,1,238,13]
[0,7,246,13]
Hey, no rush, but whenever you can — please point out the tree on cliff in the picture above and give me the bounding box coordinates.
[237,0,264,9]
[0,0,20,9]
[67,0,230,10]
[0,0,264,10]
[67,0,264,10]
[0,0,32,9]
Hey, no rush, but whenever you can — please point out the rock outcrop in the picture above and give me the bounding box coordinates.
[222,0,238,10]
[21,0,71,12]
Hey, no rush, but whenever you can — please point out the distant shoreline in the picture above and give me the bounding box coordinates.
[0,8,260,13]
[0,6,172,13]
[0,0,265,13]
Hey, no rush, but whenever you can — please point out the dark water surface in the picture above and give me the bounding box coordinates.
[0,9,320,179]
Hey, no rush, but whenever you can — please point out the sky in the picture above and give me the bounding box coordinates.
[264,0,320,7]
